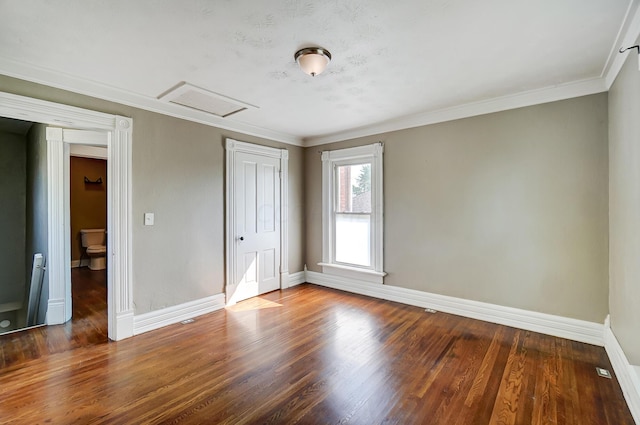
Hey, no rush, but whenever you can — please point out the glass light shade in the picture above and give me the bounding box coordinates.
[295,48,331,77]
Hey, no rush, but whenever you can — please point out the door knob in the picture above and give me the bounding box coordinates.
[239,236,244,241]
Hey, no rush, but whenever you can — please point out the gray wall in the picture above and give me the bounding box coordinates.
[609,36,640,365]
[26,123,49,324]
[0,130,26,306]
[0,75,305,315]
[306,94,609,323]
[131,112,305,312]
[0,74,610,327]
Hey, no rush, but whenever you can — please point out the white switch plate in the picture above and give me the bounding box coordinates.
[144,212,154,226]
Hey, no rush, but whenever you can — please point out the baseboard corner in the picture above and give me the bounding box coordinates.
[604,327,640,424]
[288,270,306,287]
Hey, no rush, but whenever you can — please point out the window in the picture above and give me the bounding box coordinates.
[320,143,385,283]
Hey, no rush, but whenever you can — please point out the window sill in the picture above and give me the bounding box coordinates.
[318,262,386,284]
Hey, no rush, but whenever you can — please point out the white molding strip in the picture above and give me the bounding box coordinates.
[70,259,90,268]
[45,298,65,326]
[69,144,108,160]
[288,271,306,287]
[304,78,607,146]
[604,320,640,424]
[62,129,108,146]
[109,116,134,341]
[0,55,611,149]
[604,0,640,88]
[45,129,69,325]
[305,270,604,346]
[133,294,226,336]
[0,56,302,146]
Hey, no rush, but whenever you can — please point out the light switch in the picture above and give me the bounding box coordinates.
[144,212,155,226]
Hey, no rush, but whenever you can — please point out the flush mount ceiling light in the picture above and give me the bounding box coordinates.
[294,47,332,77]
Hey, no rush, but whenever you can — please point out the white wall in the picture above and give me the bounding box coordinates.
[609,35,640,365]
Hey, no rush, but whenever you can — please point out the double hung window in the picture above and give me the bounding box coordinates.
[320,143,385,283]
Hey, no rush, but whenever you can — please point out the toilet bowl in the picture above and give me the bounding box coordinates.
[80,229,107,270]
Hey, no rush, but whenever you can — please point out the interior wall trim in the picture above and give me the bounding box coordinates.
[45,129,69,325]
[604,318,640,424]
[303,78,607,146]
[133,293,226,336]
[288,271,306,287]
[70,260,90,268]
[603,0,640,88]
[0,54,613,149]
[0,56,302,146]
[304,270,605,346]
[0,91,134,341]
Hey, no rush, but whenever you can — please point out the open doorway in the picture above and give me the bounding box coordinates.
[0,91,134,341]
[69,146,108,339]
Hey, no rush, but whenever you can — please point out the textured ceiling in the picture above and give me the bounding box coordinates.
[0,0,634,145]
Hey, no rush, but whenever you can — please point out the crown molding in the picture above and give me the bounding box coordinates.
[3,27,630,150]
[304,0,637,147]
[303,77,607,146]
[0,56,303,146]
[603,0,640,88]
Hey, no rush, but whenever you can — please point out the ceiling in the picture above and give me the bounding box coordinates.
[0,0,636,146]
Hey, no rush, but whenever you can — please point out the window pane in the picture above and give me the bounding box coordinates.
[335,213,371,266]
[336,163,371,213]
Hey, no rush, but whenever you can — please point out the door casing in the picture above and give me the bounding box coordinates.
[0,91,134,341]
[46,128,108,326]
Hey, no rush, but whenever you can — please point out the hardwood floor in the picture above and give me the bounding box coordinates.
[0,283,634,424]
[0,267,107,369]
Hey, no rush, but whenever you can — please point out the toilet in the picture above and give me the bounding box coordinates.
[80,229,107,270]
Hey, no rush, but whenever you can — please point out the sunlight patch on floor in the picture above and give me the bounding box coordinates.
[226,297,283,312]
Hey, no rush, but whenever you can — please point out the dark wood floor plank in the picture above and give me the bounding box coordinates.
[0,282,635,424]
[488,330,526,425]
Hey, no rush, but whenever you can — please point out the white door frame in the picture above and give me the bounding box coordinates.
[0,91,134,341]
[225,138,289,304]
[47,128,108,322]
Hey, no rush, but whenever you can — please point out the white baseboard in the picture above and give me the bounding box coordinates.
[114,310,134,341]
[604,320,640,424]
[305,270,604,346]
[280,272,290,289]
[46,298,66,325]
[133,293,226,335]
[71,259,90,268]
[288,271,306,287]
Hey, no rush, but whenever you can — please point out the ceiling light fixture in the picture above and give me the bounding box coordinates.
[295,47,332,77]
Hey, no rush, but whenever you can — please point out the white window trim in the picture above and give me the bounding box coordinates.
[320,142,386,284]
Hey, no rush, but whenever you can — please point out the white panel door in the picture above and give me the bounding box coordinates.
[233,151,281,302]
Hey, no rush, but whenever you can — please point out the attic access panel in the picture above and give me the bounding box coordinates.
[158,82,256,118]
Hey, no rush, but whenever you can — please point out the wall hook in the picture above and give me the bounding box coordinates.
[84,176,103,184]
[619,45,640,54]
[619,45,640,70]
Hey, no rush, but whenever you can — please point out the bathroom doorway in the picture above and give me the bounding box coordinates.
[0,92,134,341]
[69,145,108,335]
